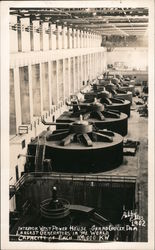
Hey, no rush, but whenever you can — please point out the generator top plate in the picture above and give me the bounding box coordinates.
[106,99,130,107]
[45,132,123,150]
[57,111,127,123]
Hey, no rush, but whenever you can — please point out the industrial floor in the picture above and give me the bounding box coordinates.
[98,96,148,241]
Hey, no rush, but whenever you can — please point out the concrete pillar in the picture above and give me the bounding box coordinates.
[42,62,50,111]
[73,57,76,93]
[84,55,87,84]
[82,31,85,48]
[62,26,67,49]
[49,23,52,50]
[10,15,18,53]
[70,57,74,94]
[88,54,90,80]
[87,32,89,48]
[32,20,40,51]
[99,52,101,73]
[19,66,31,124]
[83,31,86,48]
[86,55,88,82]
[62,59,66,99]
[95,53,98,76]
[97,35,100,47]
[68,58,71,96]
[40,22,43,51]
[64,58,69,98]
[72,29,76,49]
[40,22,49,51]
[77,56,80,90]
[82,55,85,84]
[86,32,89,48]
[86,31,89,48]
[98,52,101,73]
[85,31,87,48]
[91,33,93,48]
[31,64,41,117]
[91,53,93,79]
[80,30,83,48]
[56,61,59,103]
[67,27,72,49]
[28,64,34,122]
[74,56,78,92]
[92,33,94,48]
[91,32,93,48]
[98,35,100,47]
[58,59,64,101]
[99,35,102,47]
[51,61,58,105]
[87,54,90,81]
[39,63,44,114]
[13,67,22,130]
[56,25,62,50]
[93,33,95,47]
[94,34,96,47]
[94,53,96,76]
[93,53,95,78]
[48,61,52,110]
[76,30,80,48]
[49,24,56,50]
[78,56,82,89]
[85,32,87,48]
[20,17,31,52]
[10,69,16,135]
[89,32,91,48]
[30,18,34,51]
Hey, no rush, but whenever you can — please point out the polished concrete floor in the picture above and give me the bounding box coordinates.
[97,95,148,241]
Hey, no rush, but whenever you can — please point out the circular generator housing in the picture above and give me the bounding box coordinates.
[120,85,135,95]
[105,100,131,117]
[45,134,123,173]
[82,92,131,117]
[56,111,128,136]
[113,92,132,103]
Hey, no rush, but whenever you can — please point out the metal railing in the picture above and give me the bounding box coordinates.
[14,172,136,190]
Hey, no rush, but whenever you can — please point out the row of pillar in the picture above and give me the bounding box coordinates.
[10,51,106,135]
[10,15,102,53]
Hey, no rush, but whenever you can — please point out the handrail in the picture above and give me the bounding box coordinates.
[13,172,136,190]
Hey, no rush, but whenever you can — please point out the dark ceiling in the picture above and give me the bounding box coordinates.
[10,8,148,37]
